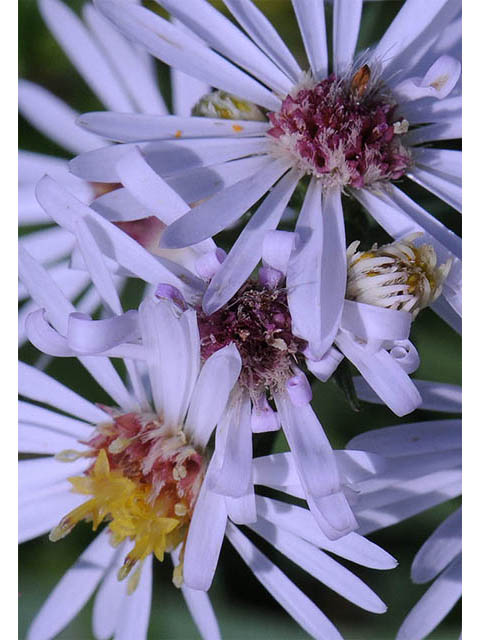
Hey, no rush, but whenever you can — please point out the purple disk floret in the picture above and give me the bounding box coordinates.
[267,74,411,188]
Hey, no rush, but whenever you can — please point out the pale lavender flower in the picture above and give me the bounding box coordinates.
[27,176,360,540]
[349,378,462,640]
[70,0,461,352]
[19,251,398,640]
[19,0,209,346]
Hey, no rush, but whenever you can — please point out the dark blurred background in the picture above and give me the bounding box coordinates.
[19,1,461,638]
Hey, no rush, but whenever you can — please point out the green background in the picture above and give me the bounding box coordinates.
[19,1,461,638]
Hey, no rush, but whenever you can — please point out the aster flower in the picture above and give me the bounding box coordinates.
[71,0,461,356]
[27,175,361,540]
[304,231,453,415]
[19,253,398,640]
[349,377,462,640]
[19,0,209,346]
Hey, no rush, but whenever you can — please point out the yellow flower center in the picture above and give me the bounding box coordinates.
[50,412,206,593]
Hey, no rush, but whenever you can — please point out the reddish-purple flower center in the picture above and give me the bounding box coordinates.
[267,70,411,189]
[196,280,307,395]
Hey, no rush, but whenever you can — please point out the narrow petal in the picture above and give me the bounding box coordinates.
[70,137,269,183]
[19,484,86,544]
[347,420,462,457]
[39,0,135,111]
[95,0,280,110]
[19,422,81,455]
[161,157,290,248]
[114,146,191,223]
[83,4,168,114]
[333,0,363,74]
[292,0,328,79]
[250,518,387,613]
[78,112,270,142]
[19,362,109,424]
[397,557,461,640]
[256,496,397,569]
[357,473,461,536]
[341,301,412,343]
[274,391,357,539]
[183,480,228,591]
[335,331,422,417]
[19,400,93,440]
[27,530,116,640]
[226,522,343,640]
[407,166,461,212]
[203,168,301,313]
[411,507,462,584]
[18,80,104,154]
[35,175,200,293]
[353,377,461,414]
[208,389,252,498]
[223,0,302,82]
[374,0,451,72]
[172,546,221,640]
[139,297,194,424]
[185,344,242,449]
[114,555,152,640]
[92,546,127,640]
[288,182,346,359]
[153,0,293,95]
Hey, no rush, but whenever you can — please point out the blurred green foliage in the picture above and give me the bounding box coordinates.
[19,0,461,638]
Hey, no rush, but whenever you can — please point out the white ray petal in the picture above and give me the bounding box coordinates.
[333,0,363,74]
[274,391,357,539]
[138,297,193,425]
[18,80,105,154]
[185,344,242,449]
[203,168,301,313]
[183,480,228,591]
[79,111,270,142]
[256,496,397,569]
[19,400,93,439]
[223,0,302,83]
[27,530,116,640]
[171,547,222,640]
[39,0,135,111]
[161,157,290,248]
[95,0,280,110]
[374,0,451,72]
[19,484,86,544]
[353,377,461,413]
[407,166,461,212]
[83,4,168,114]
[18,362,109,423]
[411,507,461,584]
[208,389,252,498]
[414,148,461,180]
[357,474,461,535]
[114,555,152,640]
[92,546,127,640]
[19,423,81,455]
[292,0,328,80]
[397,556,461,640]
[154,0,293,95]
[70,137,269,182]
[35,175,199,293]
[250,517,387,613]
[227,523,343,640]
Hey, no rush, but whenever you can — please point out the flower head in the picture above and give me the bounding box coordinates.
[346,234,452,317]
[268,66,411,190]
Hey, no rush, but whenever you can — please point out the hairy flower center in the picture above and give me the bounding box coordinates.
[196,280,306,396]
[267,67,411,189]
[51,411,206,591]
[346,235,452,316]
